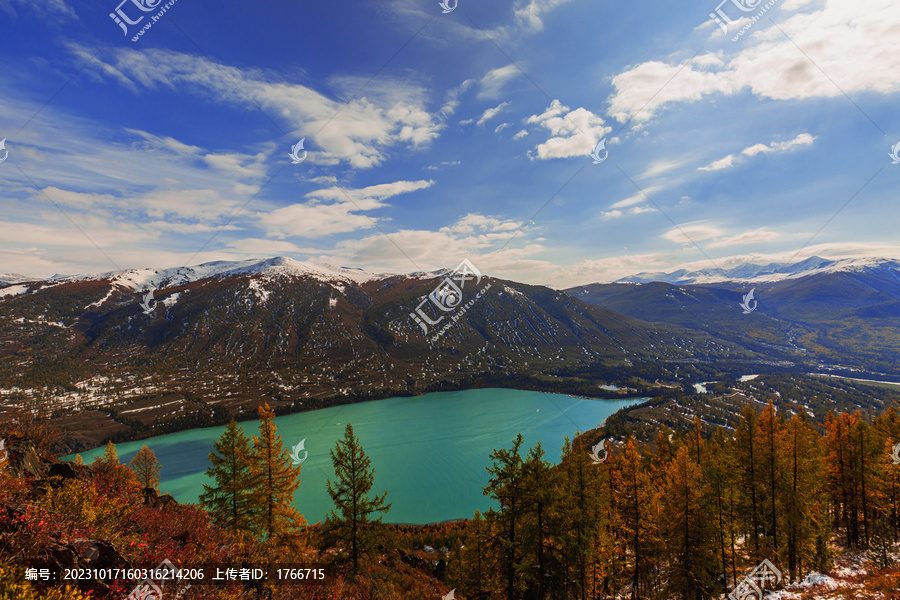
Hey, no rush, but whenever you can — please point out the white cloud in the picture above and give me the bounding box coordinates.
[477,101,511,126]
[494,122,511,133]
[698,154,737,172]
[662,224,725,244]
[742,133,816,156]
[477,65,522,100]
[640,158,694,179]
[707,228,781,248]
[77,46,443,169]
[629,205,655,215]
[699,133,816,171]
[514,0,577,31]
[610,187,663,209]
[608,0,900,124]
[525,100,611,160]
[259,180,434,239]
[0,0,76,20]
[513,129,529,140]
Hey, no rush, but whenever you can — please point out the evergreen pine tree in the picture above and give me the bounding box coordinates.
[323,423,391,573]
[484,433,526,600]
[199,419,256,536]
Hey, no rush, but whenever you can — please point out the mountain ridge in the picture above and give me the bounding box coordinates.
[612,256,900,285]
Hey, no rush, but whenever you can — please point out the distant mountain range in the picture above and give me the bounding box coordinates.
[614,256,900,285]
[567,256,900,374]
[0,257,744,434]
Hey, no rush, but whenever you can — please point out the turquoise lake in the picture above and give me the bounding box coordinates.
[72,389,642,524]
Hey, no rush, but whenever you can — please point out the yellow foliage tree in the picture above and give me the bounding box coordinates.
[129,445,161,491]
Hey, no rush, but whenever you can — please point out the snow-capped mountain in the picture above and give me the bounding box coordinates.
[0,257,741,442]
[616,256,900,285]
[0,273,33,286]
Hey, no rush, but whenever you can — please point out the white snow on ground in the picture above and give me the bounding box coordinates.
[329,297,338,309]
[794,572,840,592]
[0,273,32,285]
[247,280,270,303]
[0,284,28,298]
[118,399,183,414]
[739,374,759,382]
[13,317,65,328]
[86,287,116,308]
[162,292,181,307]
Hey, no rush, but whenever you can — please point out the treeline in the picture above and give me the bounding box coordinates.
[448,403,900,600]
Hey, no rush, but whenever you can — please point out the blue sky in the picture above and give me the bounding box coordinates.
[0,0,898,286]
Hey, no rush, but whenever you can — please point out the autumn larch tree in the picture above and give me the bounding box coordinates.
[200,419,256,536]
[129,444,161,491]
[323,422,391,574]
[91,441,139,494]
[249,404,306,550]
[661,445,718,600]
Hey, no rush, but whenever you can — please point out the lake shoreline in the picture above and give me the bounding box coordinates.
[65,373,652,454]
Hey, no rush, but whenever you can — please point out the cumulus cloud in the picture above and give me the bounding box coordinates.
[525,100,611,160]
[608,0,900,124]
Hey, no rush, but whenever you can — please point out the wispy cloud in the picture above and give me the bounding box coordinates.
[477,102,511,126]
[76,46,444,170]
[699,133,816,171]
